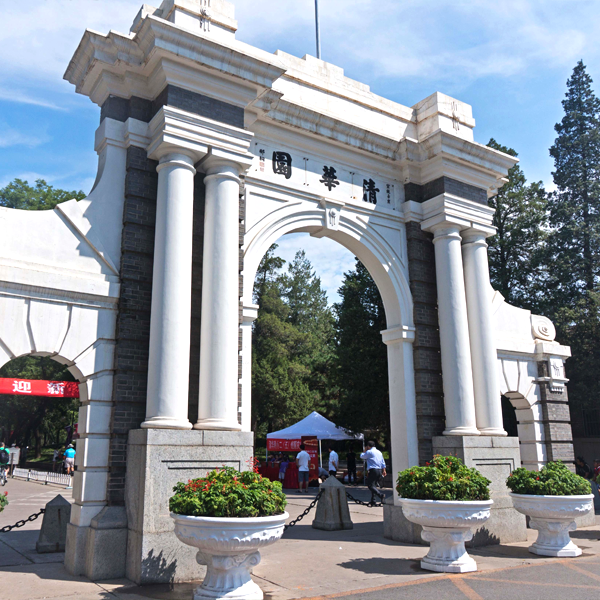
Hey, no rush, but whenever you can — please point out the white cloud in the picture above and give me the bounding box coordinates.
[0,124,49,148]
[1,0,599,109]
[274,232,357,305]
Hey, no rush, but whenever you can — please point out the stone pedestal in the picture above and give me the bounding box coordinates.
[125,428,254,584]
[37,495,71,553]
[312,476,353,531]
[384,436,527,546]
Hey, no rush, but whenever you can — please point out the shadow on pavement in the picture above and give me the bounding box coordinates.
[338,556,422,576]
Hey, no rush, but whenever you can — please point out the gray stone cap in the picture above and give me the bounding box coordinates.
[128,428,253,447]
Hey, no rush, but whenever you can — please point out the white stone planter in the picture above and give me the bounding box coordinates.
[399,498,493,573]
[171,511,289,600]
[509,493,593,557]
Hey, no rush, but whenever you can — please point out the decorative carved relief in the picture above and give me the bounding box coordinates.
[531,315,556,341]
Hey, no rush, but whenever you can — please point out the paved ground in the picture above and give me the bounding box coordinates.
[1,478,600,599]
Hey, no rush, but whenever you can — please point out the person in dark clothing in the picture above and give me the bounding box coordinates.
[346,448,357,485]
[575,456,592,479]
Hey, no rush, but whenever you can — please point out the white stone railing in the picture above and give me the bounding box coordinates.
[12,467,72,487]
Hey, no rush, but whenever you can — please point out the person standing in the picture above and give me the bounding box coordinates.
[296,444,310,494]
[278,455,289,487]
[346,447,357,485]
[360,440,386,503]
[52,448,60,473]
[0,443,9,485]
[328,445,339,478]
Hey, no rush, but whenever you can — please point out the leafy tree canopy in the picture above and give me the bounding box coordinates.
[0,178,85,211]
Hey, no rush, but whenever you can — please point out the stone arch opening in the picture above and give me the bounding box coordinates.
[241,202,419,495]
[0,354,82,454]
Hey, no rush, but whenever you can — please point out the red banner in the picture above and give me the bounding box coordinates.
[0,378,79,398]
[267,439,302,452]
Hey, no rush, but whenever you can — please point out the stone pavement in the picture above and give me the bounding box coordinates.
[1,479,600,599]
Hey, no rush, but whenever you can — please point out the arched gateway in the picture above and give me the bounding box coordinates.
[0,0,579,584]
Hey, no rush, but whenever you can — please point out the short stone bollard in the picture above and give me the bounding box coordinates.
[312,476,353,531]
[36,494,71,553]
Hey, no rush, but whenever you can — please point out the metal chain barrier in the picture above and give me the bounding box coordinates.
[283,490,323,531]
[345,491,383,508]
[0,508,45,533]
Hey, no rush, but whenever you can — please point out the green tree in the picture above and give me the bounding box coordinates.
[546,61,600,415]
[0,178,85,210]
[547,61,600,305]
[486,139,547,310]
[281,251,337,415]
[251,246,315,435]
[334,260,389,445]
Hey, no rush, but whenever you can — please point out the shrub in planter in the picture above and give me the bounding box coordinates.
[0,491,7,512]
[169,466,287,517]
[506,461,591,496]
[169,467,289,600]
[396,454,491,501]
[397,455,493,574]
[506,461,594,557]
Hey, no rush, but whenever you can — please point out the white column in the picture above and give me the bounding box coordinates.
[431,225,479,435]
[382,326,419,504]
[195,159,242,431]
[142,153,195,430]
[240,305,258,433]
[462,231,506,435]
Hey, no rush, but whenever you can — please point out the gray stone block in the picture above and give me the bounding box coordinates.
[383,501,424,545]
[125,428,253,584]
[36,495,71,553]
[64,522,88,575]
[85,507,128,580]
[312,477,353,531]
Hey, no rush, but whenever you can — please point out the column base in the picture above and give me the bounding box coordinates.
[478,427,508,436]
[443,426,480,436]
[141,416,193,430]
[194,418,241,431]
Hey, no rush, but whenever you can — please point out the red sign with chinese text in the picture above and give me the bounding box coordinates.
[0,379,80,398]
[266,439,302,452]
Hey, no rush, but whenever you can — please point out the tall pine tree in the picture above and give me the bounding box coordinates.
[334,260,389,445]
[486,139,547,311]
[546,61,600,415]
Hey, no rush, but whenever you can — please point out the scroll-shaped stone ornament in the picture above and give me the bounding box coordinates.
[531,315,556,342]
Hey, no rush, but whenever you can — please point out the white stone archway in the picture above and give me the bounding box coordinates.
[239,188,419,492]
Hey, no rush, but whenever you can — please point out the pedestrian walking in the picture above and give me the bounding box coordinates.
[360,440,386,503]
[64,444,76,476]
[0,443,9,485]
[296,444,310,494]
[346,447,357,485]
[328,445,339,478]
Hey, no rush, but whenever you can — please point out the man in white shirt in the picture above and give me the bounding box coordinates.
[328,446,339,478]
[296,444,311,494]
[360,440,386,504]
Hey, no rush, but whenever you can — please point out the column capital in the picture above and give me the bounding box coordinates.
[198,148,254,179]
[242,304,259,324]
[461,227,494,246]
[156,152,197,175]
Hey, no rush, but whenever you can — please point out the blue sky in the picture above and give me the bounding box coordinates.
[2,0,600,303]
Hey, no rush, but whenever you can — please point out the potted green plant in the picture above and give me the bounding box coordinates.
[0,491,8,512]
[170,466,288,600]
[507,461,593,557]
[397,455,493,573]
